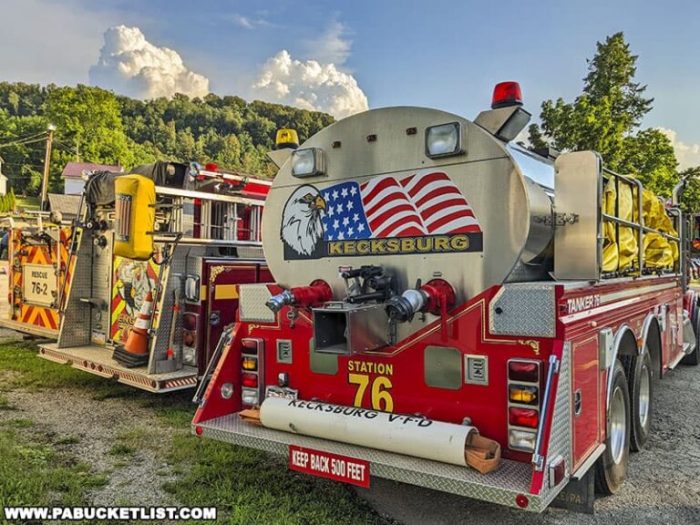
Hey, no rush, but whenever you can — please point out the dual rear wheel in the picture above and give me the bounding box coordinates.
[595,350,653,495]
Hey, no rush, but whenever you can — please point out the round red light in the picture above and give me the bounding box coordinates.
[195,425,203,436]
[205,162,219,172]
[492,81,523,109]
[515,493,529,508]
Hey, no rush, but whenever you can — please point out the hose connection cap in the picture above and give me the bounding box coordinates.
[386,289,427,323]
[266,290,295,313]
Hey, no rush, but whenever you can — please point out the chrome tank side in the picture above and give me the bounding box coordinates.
[262,107,554,340]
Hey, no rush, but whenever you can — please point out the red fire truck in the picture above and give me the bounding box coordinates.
[192,83,698,512]
[2,161,272,392]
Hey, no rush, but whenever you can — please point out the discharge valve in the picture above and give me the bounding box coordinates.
[266,280,333,313]
[386,279,457,323]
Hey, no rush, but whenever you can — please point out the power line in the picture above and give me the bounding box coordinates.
[0,129,48,143]
[0,135,47,149]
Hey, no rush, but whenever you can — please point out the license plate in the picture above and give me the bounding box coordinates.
[265,385,298,400]
[289,445,370,488]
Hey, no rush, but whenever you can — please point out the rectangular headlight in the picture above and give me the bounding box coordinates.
[292,148,325,177]
[425,122,464,158]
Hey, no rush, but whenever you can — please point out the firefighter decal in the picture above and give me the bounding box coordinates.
[111,256,160,343]
[280,170,483,260]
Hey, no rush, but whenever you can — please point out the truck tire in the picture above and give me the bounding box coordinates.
[595,360,630,495]
[625,352,653,451]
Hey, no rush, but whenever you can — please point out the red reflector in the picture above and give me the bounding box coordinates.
[492,81,523,109]
[242,373,258,388]
[509,407,539,428]
[515,493,529,508]
[550,457,566,488]
[509,361,539,382]
[195,425,203,436]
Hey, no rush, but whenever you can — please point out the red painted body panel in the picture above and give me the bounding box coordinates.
[571,335,600,470]
[196,274,687,479]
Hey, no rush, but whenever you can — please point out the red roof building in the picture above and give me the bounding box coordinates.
[61,162,122,194]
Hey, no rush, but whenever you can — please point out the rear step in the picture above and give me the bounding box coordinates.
[38,342,198,393]
[195,414,550,511]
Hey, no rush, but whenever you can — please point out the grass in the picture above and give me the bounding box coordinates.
[162,434,390,525]
[0,428,107,509]
[0,342,135,399]
[0,393,13,410]
[15,195,40,210]
[0,342,390,524]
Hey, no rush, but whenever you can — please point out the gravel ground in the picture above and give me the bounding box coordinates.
[0,384,179,507]
[359,363,700,525]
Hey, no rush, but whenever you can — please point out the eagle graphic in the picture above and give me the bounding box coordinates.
[280,185,327,258]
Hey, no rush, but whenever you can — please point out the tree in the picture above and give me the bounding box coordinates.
[529,32,678,195]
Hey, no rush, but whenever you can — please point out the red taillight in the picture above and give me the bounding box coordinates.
[242,373,258,388]
[508,361,539,382]
[195,425,203,436]
[492,81,523,109]
[242,338,259,350]
[509,407,539,428]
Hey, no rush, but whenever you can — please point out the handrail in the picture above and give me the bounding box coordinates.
[155,186,264,207]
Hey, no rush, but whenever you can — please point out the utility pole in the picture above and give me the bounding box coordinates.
[40,124,55,211]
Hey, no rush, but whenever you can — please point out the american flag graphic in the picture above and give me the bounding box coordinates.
[320,171,481,241]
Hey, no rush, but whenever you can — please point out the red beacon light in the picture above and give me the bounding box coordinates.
[491,81,523,109]
[204,162,219,172]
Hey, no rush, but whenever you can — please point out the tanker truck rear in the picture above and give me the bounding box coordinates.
[192,83,698,512]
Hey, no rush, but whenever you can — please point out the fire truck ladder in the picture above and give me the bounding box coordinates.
[193,323,235,405]
[153,186,264,247]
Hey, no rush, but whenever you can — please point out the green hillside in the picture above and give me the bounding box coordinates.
[0,82,334,195]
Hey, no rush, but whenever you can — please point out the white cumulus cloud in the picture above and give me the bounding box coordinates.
[304,21,352,65]
[658,127,700,170]
[252,50,368,119]
[89,25,209,99]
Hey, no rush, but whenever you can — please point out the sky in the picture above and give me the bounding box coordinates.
[1,0,699,167]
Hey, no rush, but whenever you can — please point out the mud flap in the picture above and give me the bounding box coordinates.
[551,468,595,514]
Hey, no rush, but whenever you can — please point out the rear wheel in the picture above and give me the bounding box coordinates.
[625,352,653,451]
[595,360,630,495]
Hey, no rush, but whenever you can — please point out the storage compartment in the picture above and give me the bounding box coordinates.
[313,302,389,354]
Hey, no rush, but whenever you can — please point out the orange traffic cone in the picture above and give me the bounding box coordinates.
[114,291,154,367]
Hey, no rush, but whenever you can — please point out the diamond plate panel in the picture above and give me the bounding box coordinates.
[489,284,556,337]
[198,415,547,511]
[58,230,92,348]
[538,343,573,506]
[239,284,276,323]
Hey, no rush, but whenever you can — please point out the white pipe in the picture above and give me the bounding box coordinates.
[260,397,477,467]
